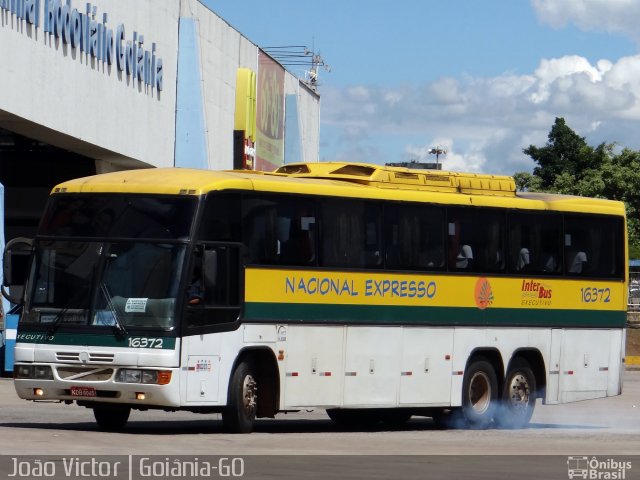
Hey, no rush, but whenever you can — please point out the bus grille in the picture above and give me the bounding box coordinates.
[56,352,115,363]
[56,366,114,381]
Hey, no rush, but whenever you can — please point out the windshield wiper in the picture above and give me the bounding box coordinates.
[47,288,88,335]
[100,282,128,337]
[47,306,70,335]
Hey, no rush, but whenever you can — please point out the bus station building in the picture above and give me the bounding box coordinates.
[0,0,321,243]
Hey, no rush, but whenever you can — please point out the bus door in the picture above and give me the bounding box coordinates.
[182,243,242,404]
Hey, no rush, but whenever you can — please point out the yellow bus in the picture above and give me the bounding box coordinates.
[5,162,627,433]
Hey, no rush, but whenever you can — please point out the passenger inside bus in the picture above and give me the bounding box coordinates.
[565,231,588,274]
[517,247,530,271]
[456,244,474,269]
[568,250,588,273]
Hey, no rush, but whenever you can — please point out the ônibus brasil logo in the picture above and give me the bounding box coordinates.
[567,456,632,479]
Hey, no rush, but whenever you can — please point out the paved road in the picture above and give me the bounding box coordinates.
[0,372,639,479]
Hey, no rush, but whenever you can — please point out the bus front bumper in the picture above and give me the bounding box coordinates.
[13,364,182,408]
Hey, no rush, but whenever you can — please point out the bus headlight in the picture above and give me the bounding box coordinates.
[14,365,32,379]
[141,370,158,384]
[115,369,172,385]
[14,365,53,380]
[116,369,142,383]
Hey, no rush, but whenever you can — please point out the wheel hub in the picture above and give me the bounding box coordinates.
[242,374,257,414]
[469,371,491,414]
[508,373,530,411]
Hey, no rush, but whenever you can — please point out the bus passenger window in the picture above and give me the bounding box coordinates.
[197,193,241,242]
[564,218,591,275]
[384,204,444,271]
[564,223,590,276]
[243,195,317,266]
[321,200,381,268]
[448,208,504,273]
[507,212,561,275]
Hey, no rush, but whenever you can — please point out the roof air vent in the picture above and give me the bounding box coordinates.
[276,164,310,174]
[330,165,376,177]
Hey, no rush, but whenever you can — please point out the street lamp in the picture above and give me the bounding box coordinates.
[428,146,447,169]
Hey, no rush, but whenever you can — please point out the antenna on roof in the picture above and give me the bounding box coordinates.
[428,146,447,169]
[262,44,330,91]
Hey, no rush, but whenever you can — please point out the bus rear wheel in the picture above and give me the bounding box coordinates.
[222,360,258,433]
[497,358,536,428]
[461,358,498,429]
[93,406,131,431]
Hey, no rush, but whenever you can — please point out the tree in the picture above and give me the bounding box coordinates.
[512,172,541,192]
[523,117,606,190]
[518,117,640,255]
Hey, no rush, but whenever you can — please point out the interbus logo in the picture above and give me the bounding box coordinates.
[521,279,553,306]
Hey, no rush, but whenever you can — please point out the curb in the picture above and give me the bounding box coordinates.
[626,356,640,366]
[626,356,640,370]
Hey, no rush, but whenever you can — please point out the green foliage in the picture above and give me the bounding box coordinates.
[512,172,542,192]
[629,242,640,260]
[520,117,640,256]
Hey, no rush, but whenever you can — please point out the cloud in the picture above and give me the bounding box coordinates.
[321,54,640,174]
[531,0,640,43]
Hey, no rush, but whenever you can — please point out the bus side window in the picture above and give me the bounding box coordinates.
[538,223,562,274]
[448,208,504,273]
[564,224,589,275]
[242,195,317,267]
[197,193,241,242]
[186,245,240,327]
[243,201,277,264]
[384,204,444,271]
[564,215,623,277]
[508,212,562,275]
[278,201,317,266]
[320,199,381,268]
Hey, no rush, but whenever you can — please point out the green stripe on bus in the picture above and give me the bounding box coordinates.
[244,302,626,328]
[16,332,177,349]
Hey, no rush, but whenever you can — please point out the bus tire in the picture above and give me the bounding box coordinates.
[497,358,536,429]
[93,406,130,431]
[461,357,498,429]
[222,360,258,434]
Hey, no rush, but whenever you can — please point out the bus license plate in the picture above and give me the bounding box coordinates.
[70,386,96,397]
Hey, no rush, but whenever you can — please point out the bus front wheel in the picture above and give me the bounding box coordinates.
[93,406,131,431]
[497,358,536,428]
[461,358,498,429]
[222,360,258,433]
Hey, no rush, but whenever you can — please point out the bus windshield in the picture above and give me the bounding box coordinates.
[21,194,197,330]
[23,240,186,329]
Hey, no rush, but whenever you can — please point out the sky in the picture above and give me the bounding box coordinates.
[204,0,640,175]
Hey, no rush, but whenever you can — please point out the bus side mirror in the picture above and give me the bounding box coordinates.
[203,249,218,287]
[2,237,33,304]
